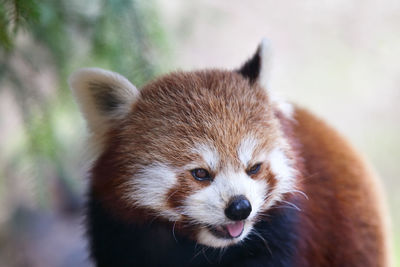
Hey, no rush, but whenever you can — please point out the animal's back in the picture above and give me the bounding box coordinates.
[290,107,389,266]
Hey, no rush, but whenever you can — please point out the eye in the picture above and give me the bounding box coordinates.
[191,168,212,181]
[247,163,262,175]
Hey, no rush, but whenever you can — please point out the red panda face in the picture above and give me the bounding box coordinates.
[69,41,297,248]
[82,71,296,248]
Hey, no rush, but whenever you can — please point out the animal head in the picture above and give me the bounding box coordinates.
[70,39,297,248]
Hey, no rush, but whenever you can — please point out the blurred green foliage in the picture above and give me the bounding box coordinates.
[0,0,40,50]
[0,0,170,208]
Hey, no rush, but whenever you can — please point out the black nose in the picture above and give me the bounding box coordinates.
[224,195,252,221]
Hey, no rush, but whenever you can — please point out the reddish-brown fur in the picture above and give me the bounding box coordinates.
[83,68,389,266]
[290,107,388,266]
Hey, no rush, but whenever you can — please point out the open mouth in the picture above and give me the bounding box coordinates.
[208,221,245,239]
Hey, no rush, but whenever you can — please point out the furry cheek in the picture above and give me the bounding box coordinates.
[262,146,297,208]
[122,162,182,221]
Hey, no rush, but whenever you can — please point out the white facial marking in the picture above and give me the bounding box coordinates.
[238,136,258,167]
[269,93,294,119]
[267,147,296,196]
[125,162,180,220]
[183,168,267,247]
[191,143,220,170]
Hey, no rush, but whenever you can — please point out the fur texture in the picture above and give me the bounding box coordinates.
[70,40,390,266]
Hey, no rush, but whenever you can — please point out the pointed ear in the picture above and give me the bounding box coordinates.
[68,68,139,134]
[237,38,272,89]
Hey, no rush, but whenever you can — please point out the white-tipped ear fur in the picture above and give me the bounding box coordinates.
[68,68,139,134]
[258,38,272,90]
[238,38,294,118]
[259,40,294,118]
[237,37,272,89]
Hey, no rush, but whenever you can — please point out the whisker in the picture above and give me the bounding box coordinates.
[252,229,272,256]
[280,200,302,211]
[287,189,309,200]
[172,220,178,243]
[218,247,227,263]
[269,205,297,211]
[256,213,271,220]
[191,245,204,261]
[202,247,211,264]
[166,189,179,202]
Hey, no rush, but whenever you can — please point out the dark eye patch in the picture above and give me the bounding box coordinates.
[191,168,212,182]
[247,163,262,176]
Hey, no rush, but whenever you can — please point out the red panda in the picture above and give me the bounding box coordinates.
[69,39,391,267]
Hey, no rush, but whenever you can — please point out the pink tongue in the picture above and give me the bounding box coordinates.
[225,221,244,238]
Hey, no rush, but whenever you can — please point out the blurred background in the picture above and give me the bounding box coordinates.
[0,0,398,266]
